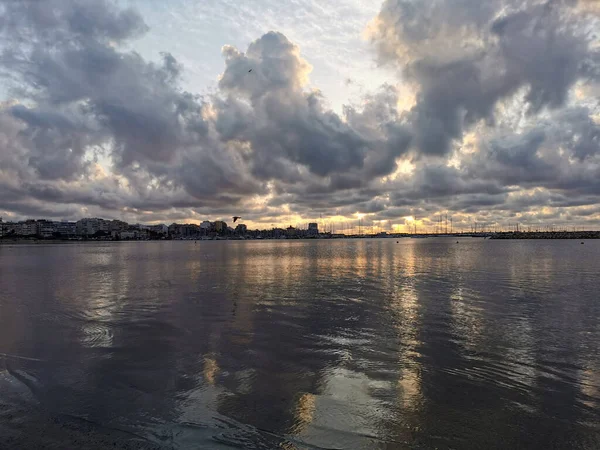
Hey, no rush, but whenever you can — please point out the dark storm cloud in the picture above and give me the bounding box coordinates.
[500,190,600,212]
[217,33,407,180]
[491,4,586,113]
[449,193,510,210]
[554,107,600,161]
[413,165,506,198]
[343,85,413,177]
[0,0,263,218]
[481,130,558,185]
[0,199,79,219]
[361,0,600,224]
[373,207,415,220]
[238,82,413,201]
[387,164,507,211]
[8,104,100,180]
[464,106,600,192]
[337,198,389,216]
[10,42,202,166]
[268,188,384,211]
[379,107,600,222]
[370,0,595,156]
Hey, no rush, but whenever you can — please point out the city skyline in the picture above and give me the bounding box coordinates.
[1,1,599,230]
[1,214,594,237]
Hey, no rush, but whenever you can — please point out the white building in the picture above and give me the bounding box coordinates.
[76,218,110,236]
[19,220,39,236]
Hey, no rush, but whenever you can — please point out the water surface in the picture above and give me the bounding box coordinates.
[1,239,599,449]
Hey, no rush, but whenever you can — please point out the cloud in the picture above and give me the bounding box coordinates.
[8,104,101,180]
[576,0,600,14]
[369,0,595,155]
[0,0,600,228]
[0,0,261,218]
[219,31,312,98]
[216,33,410,181]
[0,0,148,45]
[466,106,600,190]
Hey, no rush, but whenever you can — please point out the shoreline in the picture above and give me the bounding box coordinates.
[489,231,600,239]
[2,231,599,243]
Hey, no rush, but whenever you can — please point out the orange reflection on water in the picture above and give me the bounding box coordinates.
[389,241,423,416]
[579,363,600,411]
[397,363,421,411]
[203,356,219,386]
[288,392,316,434]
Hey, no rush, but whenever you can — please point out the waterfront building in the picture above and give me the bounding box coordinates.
[76,218,110,236]
[168,223,200,237]
[37,220,57,238]
[110,220,129,232]
[213,221,227,233]
[120,230,138,239]
[20,220,39,236]
[147,224,168,235]
[56,222,77,237]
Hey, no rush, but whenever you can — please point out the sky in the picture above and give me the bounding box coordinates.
[0,0,599,232]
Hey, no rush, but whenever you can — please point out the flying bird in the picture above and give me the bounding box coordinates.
[248,69,252,73]
[233,216,241,223]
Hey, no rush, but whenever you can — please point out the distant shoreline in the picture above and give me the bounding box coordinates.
[489,231,600,239]
[1,231,599,243]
